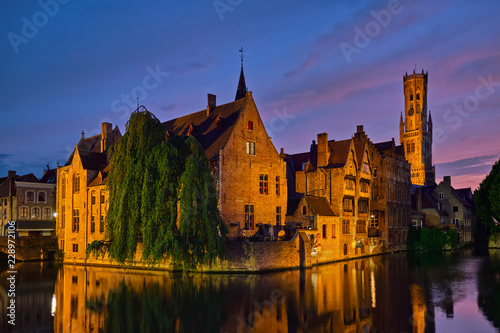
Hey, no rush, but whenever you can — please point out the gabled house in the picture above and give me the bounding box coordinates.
[162,82,288,237]
[56,123,121,260]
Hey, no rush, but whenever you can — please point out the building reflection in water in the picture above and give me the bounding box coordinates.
[53,258,385,333]
[41,249,500,332]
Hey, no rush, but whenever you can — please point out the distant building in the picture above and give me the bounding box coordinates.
[400,69,435,186]
[56,123,121,260]
[0,168,57,237]
[411,176,475,245]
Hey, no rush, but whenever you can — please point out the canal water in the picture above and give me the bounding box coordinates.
[1,247,499,332]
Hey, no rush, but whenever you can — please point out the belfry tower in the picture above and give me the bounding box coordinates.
[400,69,435,186]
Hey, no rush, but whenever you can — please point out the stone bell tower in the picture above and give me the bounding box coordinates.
[400,69,435,186]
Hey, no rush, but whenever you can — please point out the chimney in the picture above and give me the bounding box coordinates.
[443,176,451,187]
[280,148,285,158]
[8,170,16,196]
[207,94,216,116]
[357,125,364,133]
[416,187,422,210]
[317,133,329,167]
[101,122,112,153]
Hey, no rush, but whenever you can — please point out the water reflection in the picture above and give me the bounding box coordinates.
[2,248,499,332]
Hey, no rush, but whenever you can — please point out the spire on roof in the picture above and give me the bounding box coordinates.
[235,47,248,101]
[400,112,404,127]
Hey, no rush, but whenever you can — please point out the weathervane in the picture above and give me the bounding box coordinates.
[239,47,244,68]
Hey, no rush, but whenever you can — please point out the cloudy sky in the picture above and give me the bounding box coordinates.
[1,0,499,190]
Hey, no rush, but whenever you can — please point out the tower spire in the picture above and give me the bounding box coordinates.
[235,47,248,101]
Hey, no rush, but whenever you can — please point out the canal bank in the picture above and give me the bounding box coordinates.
[62,230,390,273]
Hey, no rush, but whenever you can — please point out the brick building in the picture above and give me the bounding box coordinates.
[56,123,121,260]
[285,126,383,261]
[162,71,287,237]
[0,169,57,237]
[371,139,412,251]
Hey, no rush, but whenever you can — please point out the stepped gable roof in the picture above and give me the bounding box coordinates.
[354,140,366,168]
[326,139,352,168]
[162,94,250,161]
[305,195,336,216]
[285,152,310,173]
[40,169,57,184]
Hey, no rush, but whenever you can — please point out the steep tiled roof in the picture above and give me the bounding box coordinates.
[17,173,39,182]
[327,139,351,168]
[374,140,393,154]
[40,169,57,183]
[65,126,121,166]
[162,94,249,160]
[79,150,108,171]
[89,165,110,187]
[285,152,310,173]
[305,195,336,216]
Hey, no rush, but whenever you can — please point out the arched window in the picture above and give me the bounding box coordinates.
[38,191,46,202]
[302,206,307,214]
[20,207,28,218]
[416,92,420,100]
[409,94,413,101]
[27,191,35,202]
[44,207,52,219]
[32,207,40,219]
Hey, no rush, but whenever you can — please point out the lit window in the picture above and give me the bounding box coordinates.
[72,209,79,232]
[246,141,255,155]
[32,207,40,218]
[73,174,80,193]
[244,205,254,230]
[259,174,268,195]
[43,207,51,219]
[20,207,28,218]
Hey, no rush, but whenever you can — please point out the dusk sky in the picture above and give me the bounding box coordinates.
[1,0,499,190]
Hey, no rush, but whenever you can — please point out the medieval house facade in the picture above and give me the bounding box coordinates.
[56,123,121,261]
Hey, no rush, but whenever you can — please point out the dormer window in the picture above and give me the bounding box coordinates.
[248,121,253,130]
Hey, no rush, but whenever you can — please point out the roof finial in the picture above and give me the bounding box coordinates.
[137,97,139,109]
[239,47,244,69]
[81,130,85,139]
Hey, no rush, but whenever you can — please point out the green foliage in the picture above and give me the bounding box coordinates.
[406,226,457,251]
[176,137,228,268]
[475,157,500,230]
[87,108,227,268]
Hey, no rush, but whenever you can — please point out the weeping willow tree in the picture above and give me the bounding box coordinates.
[86,107,227,268]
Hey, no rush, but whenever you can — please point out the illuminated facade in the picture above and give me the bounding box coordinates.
[400,69,435,186]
